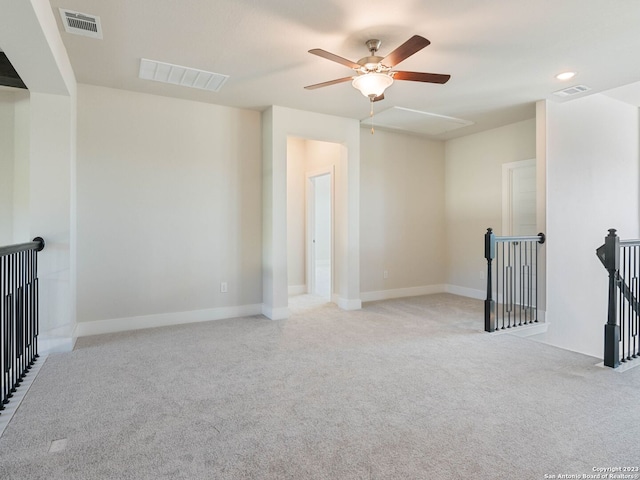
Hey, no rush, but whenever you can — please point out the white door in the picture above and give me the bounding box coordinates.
[306,171,332,299]
[503,159,536,236]
[501,159,537,308]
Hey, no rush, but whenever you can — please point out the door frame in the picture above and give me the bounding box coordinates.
[305,167,334,298]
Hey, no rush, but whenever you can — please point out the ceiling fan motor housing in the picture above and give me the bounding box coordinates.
[357,55,387,73]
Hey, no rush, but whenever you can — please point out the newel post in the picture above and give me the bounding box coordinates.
[484,228,496,332]
[603,228,620,368]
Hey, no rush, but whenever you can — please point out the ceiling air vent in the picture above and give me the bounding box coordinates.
[139,58,229,92]
[59,9,103,39]
[553,84,591,98]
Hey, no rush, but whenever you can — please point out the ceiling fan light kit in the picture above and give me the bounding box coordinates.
[352,73,394,98]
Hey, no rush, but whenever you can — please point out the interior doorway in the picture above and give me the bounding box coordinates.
[307,170,333,299]
[286,136,341,312]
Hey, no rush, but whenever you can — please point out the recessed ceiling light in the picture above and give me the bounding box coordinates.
[556,71,576,81]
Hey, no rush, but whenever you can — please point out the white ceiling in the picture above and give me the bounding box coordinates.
[45,0,640,139]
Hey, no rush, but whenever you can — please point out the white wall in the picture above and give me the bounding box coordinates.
[0,0,78,353]
[286,137,307,290]
[445,118,536,297]
[0,92,15,245]
[360,128,447,300]
[12,92,31,243]
[29,92,76,349]
[75,84,262,334]
[545,94,639,358]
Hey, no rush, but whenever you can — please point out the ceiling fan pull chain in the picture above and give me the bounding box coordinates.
[370,98,375,135]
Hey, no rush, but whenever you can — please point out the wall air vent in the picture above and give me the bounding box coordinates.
[139,58,229,92]
[553,84,591,98]
[59,9,103,39]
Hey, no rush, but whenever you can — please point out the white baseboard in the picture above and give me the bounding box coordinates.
[38,323,77,354]
[491,320,549,337]
[336,297,362,310]
[361,284,446,303]
[288,285,307,295]
[75,304,263,337]
[38,335,76,354]
[444,284,485,300]
[261,304,289,320]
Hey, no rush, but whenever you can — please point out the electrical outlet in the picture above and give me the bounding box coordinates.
[220,282,228,293]
[383,270,388,279]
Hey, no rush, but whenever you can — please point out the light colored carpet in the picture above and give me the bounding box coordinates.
[1,293,639,479]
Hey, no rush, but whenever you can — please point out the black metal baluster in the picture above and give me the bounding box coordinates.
[3,254,9,405]
[623,246,627,361]
[25,250,31,368]
[501,242,505,330]
[33,241,40,360]
[506,244,512,328]
[533,239,537,322]
[525,242,529,324]
[633,245,640,358]
[624,247,633,360]
[34,258,39,360]
[15,252,22,386]
[8,252,15,394]
[632,247,637,358]
[628,247,633,361]
[25,249,32,369]
[524,241,529,324]
[520,242,531,325]
[528,241,533,324]
[619,251,624,364]
[28,249,35,366]
[17,251,22,381]
[518,242,523,326]
[0,255,5,411]
[19,250,25,381]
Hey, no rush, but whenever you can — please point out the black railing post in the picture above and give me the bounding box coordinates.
[603,228,620,368]
[485,228,496,332]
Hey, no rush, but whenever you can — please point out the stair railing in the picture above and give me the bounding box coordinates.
[0,237,45,413]
[484,228,546,332]
[596,228,640,368]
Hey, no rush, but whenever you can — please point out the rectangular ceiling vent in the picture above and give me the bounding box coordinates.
[553,84,591,98]
[139,58,229,92]
[59,9,103,39]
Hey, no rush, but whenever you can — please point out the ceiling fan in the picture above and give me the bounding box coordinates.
[304,35,450,102]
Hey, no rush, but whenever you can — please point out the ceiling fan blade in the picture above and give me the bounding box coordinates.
[392,71,451,84]
[373,93,385,102]
[309,49,361,70]
[304,76,354,90]
[382,35,431,67]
